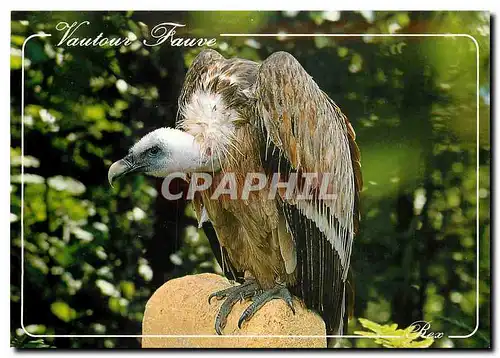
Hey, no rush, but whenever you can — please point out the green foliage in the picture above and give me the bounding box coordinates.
[50,301,78,322]
[12,337,54,349]
[355,318,434,348]
[11,325,54,348]
[10,11,490,349]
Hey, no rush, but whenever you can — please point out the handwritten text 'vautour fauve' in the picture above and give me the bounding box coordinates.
[55,21,217,48]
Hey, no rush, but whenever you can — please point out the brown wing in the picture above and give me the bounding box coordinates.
[254,51,362,333]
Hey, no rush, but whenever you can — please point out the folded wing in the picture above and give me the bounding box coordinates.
[254,51,362,333]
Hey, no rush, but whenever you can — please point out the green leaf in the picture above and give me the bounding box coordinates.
[47,176,86,195]
[11,35,26,46]
[50,301,77,322]
[11,174,45,184]
[120,281,136,299]
[84,105,106,121]
[355,318,434,348]
[10,52,22,69]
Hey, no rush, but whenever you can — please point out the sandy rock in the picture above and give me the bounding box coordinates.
[142,273,327,348]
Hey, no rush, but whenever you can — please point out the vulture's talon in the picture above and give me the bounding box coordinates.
[281,288,296,315]
[210,279,260,335]
[237,284,295,329]
[208,290,227,304]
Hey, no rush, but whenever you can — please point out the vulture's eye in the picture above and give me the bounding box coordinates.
[148,146,160,156]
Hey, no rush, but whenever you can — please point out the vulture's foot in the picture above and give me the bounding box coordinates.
[209,279,261,335]
[237,284,295,329]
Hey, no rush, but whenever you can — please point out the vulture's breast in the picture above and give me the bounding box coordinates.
[195,124,296,289]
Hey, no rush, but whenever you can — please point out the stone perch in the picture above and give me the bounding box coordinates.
[141,273,327,348]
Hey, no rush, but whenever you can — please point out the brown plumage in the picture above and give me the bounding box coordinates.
[177,50,362,334]
[108,49,361,335]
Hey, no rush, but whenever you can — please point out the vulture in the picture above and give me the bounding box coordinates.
[108,50,362,336]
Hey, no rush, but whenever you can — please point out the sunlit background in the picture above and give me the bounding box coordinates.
[10,11,490,348]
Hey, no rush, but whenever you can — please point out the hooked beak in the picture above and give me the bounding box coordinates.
[108,157,136,187]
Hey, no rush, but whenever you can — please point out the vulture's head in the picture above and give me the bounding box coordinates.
[107,127,217,186]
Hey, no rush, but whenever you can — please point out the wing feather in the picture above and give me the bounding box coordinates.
[254,51,361,333]
[255,51,360,277]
